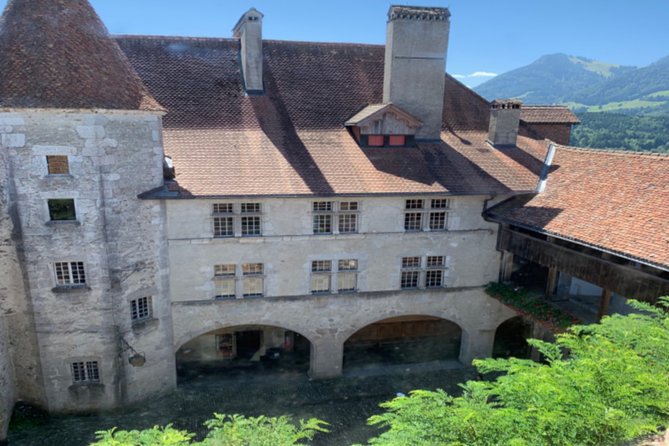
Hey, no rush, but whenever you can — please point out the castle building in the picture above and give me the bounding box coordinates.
[0,0,667,440]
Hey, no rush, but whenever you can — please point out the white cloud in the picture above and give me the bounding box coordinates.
[452,74,466,79]
[469,71,498,78]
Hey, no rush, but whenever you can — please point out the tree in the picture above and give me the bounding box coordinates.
[364,298,669,446]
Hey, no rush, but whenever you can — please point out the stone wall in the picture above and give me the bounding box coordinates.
[0,110,174,413]
[0,313,14,443]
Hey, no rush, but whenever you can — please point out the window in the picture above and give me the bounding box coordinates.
[212,203,262,237]
[400,256,447,289]
[404,198,450,231]
[47,155,69,175]
[48,199,76,221]
[71,361,100,384]
[388,135,406,146]
[312,201,359,234]
[367,135,384,147]
[213,263,264,299]
[242,263,264,297]
[130,296,153,322]
[311,259,358,294]
[54,262,86,286]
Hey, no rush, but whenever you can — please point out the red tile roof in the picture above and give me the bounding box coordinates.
[521,106,580,124]
[488,147,669,270]
[118,36,548,198]
[0,0,162,111]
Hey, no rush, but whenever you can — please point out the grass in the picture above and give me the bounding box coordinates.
[586,99,666,112]
[485,282,580,332]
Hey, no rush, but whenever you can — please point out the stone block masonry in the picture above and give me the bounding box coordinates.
[0,313,14,443]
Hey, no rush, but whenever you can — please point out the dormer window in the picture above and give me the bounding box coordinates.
[345,103,422,148]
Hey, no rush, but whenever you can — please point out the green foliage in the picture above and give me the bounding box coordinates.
[364,297,669,446]
[91,425,193,446]
[571,112,669,152]
[89,414,327,446]
[199,414,328,446]
[485,282,579,332]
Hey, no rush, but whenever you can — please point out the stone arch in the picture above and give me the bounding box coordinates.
[342,313,465,369]
[492,315,532,359]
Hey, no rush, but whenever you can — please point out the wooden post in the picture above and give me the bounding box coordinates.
[597,289,612,321]
[500,251,514,282]
[545,266,558,299]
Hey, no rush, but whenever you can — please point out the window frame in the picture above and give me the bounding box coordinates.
[71,360,100,384]
[212,202,263,238]
[46,155,70,176]
[53,261,86,288]
[312,201,360,235]
[310,258,359,294]
[403,198,451,232]
[213,263,265,299]
[47,198,77,222]
[400,255,447,289]
[130,296,153,323]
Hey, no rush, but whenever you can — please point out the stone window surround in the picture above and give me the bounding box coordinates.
[212,202,263,238]
[130,296,153,323]
[310,258,359,294]
[403,198,451,232]
[52,261,88,292]
[213,263,265,299]
[312,201,360,235]
[46,154,70,176]
[400,255,448,289]
[47,198,77,222]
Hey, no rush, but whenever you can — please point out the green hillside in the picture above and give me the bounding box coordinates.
[571,112,669,153]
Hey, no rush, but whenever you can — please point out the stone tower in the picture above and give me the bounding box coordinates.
[0,0,175,418]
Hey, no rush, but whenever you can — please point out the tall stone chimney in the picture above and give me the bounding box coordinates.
[488,99,522,147]
[383,6,450,141]
[233,8,264,94]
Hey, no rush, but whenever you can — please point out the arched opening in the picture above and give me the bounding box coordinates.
[176,325,311,383]
[343,315,462,369]
[493,316,532,359]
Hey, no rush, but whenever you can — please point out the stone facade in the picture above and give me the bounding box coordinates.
[0,110,174,416]
[0,312,14,443]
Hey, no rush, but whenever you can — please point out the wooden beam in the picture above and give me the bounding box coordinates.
[597,289,613,321]
[500,251,514,282]
[499,228,669,303]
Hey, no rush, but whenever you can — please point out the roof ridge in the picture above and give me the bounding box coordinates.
[555,144,669,158]
[113,34,385,49]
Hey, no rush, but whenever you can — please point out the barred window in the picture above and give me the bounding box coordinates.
[131,296,152,322]
[54,262,86,286]
[212,203,262,237]
[46,155,69,175]
[313,201,359,234]
[71,361,100,384]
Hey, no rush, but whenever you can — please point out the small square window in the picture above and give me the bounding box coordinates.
[54,262,86,286]
[427,256,444,267]
[48,199,76,221]
[425,270,443,288]
[429,212,447,230]
[313,202,333,212]
[339,202,358,211]
[388,135,406,146]
[47,155,69,175]
[72,361,99,384]
[402,257,421,268]
[241,203,261,213]
[213,203,234,214]
[405,199,424,210]
[214,264,236,276]
[367,135,384,147]
[338,259,358,271]
[243,276,263,297]
[131,296,152,322]
[312,260,332,272]
[431,199,449,209]
[338,213,358,233]
[215,278,236,298]
[242,263,264,275]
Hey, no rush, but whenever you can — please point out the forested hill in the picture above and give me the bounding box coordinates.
[475,53,669,116]
[571,113,669,153]
[474,53,635,104]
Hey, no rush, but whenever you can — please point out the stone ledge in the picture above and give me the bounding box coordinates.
[51,285,90,294]
[45,220,81,227]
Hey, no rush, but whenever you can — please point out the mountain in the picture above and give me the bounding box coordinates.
[474,53,636,104]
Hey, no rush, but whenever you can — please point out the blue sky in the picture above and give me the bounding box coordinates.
[2,0,668,87]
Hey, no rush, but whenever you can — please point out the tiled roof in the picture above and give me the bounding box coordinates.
[520,106,580,124]
[118,36,549,198]
[0,0,162,111]
[487,147,669,270]
[345,103,422,127]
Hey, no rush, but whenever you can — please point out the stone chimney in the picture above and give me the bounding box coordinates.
[383,6,450,141]
[488,99,522,147]
[233,8,264,94]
